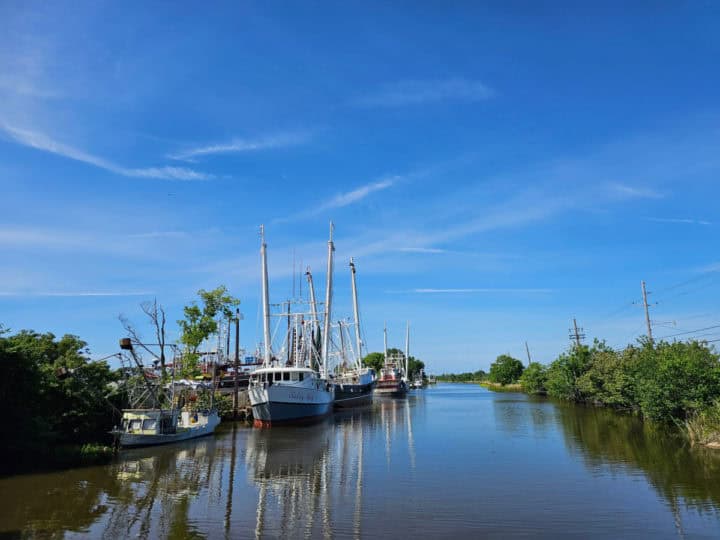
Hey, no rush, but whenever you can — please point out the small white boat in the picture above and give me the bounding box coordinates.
[112,408,220,447]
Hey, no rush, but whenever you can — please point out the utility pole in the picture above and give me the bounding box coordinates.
[569,318,585,348]
[641,280,653,345]
[525,341,532,366]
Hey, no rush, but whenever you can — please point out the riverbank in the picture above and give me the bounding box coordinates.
[479,381,523,392]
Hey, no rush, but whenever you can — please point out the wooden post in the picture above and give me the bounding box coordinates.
[233,309,240,419]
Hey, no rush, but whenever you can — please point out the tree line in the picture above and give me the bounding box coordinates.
[1,285,240,474]
[362,348,425,379]
[460,339,720,446]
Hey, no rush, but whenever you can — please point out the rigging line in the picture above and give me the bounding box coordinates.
[656,324,720,340]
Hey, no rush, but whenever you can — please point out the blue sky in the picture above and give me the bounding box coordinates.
[2,1,720,372]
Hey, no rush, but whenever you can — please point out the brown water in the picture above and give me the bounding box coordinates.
[2,384,720,538]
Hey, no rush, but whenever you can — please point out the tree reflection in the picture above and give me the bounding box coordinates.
[554,401,720,514]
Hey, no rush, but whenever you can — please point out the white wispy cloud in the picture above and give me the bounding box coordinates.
[609,183,664,200]
[168,131,311,162]
[646,217,712,226]
[394,288,553,294]
[272,175,400,224]
[319,177,398,210]
[0,123,213,180]
[356,78,493,107]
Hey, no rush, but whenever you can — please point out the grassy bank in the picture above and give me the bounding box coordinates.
[479,381,524,393]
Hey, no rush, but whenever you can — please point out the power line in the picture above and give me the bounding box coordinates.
[656,324,720,340]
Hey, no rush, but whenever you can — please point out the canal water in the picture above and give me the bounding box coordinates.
[2,384,720,538]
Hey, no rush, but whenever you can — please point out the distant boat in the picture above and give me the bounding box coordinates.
[248,225,335,427]
[374,323,409,397]
[333,258,376,408]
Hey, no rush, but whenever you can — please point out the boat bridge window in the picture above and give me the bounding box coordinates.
[298,372,304,381]
[283,372,290,381]
[291,372,299,381]
[274,372,281,382]
[142,419,157,431]
[129,419,142,431]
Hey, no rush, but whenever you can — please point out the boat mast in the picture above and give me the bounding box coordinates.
[260,225,272,367]
[338,320,347,369]
[321,222,335,379]
[306,267,320,367]
[383,322,388,367]
[405,321,410,377]
[350,257,363,370]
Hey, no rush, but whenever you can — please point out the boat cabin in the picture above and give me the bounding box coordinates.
[249,367,320,386]
[119,409,178,435]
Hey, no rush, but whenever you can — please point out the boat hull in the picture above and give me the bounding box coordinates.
[333,381,375,408]
[249,383,333,427]
[375,380,408,397]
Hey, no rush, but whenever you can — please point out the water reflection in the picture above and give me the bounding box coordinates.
[3,387,720,538]
[554,402,720,514]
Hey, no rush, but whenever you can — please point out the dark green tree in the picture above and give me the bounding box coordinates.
[363,352,385,372]
[177,286,239,376]
[520,362,547,394]
[488,354,525,385]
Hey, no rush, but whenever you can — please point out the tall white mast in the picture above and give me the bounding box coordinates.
[321,222,335,379]
[405,321,410,377]
[383,322,388,366]
[260,225,272,367]
[350,257,363,370]
[305,267,320,366]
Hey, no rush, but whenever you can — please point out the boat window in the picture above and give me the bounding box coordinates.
[275,371,281,381]
[129,419,142,431]
[283,372,290,381]
[298,372,304,381]
[261,373,266,382]
[291,372,299,381]
[142,419,157,431]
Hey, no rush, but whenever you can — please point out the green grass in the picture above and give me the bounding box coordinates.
[479,381,524,393]
[685,401,720,448]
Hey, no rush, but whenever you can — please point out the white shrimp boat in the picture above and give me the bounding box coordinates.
[249,225,335,427]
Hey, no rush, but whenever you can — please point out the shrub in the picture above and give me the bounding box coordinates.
[520,362,547,394]
[488,354,524,385]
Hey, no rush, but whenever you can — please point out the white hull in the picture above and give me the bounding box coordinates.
[249,379,334,425]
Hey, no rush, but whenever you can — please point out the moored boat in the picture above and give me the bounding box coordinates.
[249,367,334,426]
[375,327,409,397]
[112,408,220,447]
[249,225,336,427]
[333,258,376,407]
[334,367,376,407]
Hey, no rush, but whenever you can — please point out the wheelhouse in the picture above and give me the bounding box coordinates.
[249,367,319,385]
